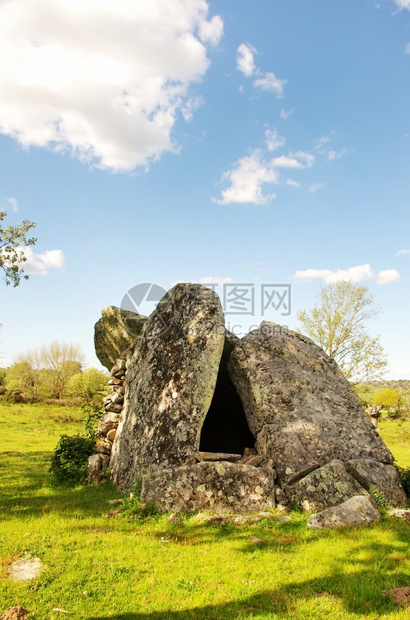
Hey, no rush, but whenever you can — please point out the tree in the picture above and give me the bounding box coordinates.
[67,368,108,402]
[5,341,84,399]
[297,281,388,382]
[0,211,37,286]
[372,388,399,410]
[5,348,43,398]
[39,341,84,399]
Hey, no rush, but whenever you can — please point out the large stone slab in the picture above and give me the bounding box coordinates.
[284,460,369,512]
[141,461,276,513]
[228,322,394,485]
[345,458,407,507]
[307,495,381,529]
[94,306,147,370]
[110,284,225,489]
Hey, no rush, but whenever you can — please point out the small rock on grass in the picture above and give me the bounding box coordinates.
[383,587,410,607]
[102,507,123,518]
[167,513,183,523]
[1,607,29,620]
[248,536,267,545]
[307,495,380,529]
[7,557,43,582]
[107,499,124,505]
[388,509,410,522]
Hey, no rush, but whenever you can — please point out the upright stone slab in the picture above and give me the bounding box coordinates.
[110,284,225,489]
[94,306,147,370]
[228,322,394,486]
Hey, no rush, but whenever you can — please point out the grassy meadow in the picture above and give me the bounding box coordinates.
[0,402,409,619]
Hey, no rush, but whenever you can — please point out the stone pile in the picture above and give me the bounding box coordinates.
[91,283,407,524]
[88,346,135,483]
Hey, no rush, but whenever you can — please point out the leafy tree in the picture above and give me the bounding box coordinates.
[298,282,388,382]
[372,388,399,410]
[5,348,43,398]
[39,341,83,398]
[67,368,108,401]
[5,341,84,399]
[0,211,37,286]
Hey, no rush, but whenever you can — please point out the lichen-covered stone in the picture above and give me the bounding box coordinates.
[345,458,407,507]
[228,322,394,485]
[94,306,146,371]
[140,461,275,513]
[110,284,225,489]
[307,495,380,529]
[284,460,369,512]
[88,453,110,483]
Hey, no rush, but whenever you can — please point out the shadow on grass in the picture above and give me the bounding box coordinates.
[0,451,119,521]
[87,568,407,619]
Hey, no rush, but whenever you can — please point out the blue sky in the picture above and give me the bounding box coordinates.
[0,0,409,378]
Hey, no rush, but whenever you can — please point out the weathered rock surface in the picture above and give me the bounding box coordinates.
[345,458,407,507]
[141,461,276,513]
[7,557,44,582]
[88,453,110,483]
[195,451,242,462]
[388,508,410,521]
[90,284,406,519]
[1,607,29,620]
[111,284,226,489]
[307,495,381,529]
[284,460,369,512]
[94,306,147,370]
[228,323,394,486]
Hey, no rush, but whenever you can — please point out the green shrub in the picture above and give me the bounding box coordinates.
[50,434,95,485]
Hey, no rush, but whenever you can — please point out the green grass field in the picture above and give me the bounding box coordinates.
[0,403,409,619]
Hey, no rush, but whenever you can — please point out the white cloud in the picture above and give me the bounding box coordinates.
[253,72,286,97]
[198,14,224,46]
[376,269,401,284]
[292,151,315,168]
[236,43,257,77]
[170,276,233,287]
[199,276,233,286]
[294,263,400,285]
[236,42,286,97]
[181,96,203,122]
[315,134,333,150]
[17,247,65,275]
[308,182,325,193]
[0,0,222,173]
[328,148,348,161]
[271,155,303,169]
[394,1,410,10]
[395,248,410,256]
[213,149,279,205]
[405,43,410,54]
[286,179,300,187]
[0,196,18,212]
[214,146,316,204]
[265,127,285,152]
[280,107,295,120]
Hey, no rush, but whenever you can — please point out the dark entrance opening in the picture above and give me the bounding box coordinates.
[199,337,255,455]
